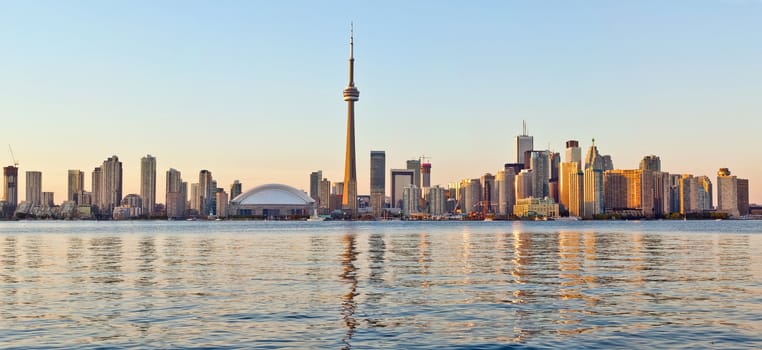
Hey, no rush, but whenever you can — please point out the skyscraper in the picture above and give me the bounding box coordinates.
[515,121,533,165]
[199,170,213,216]
[583,141,604,217]
[481,173,495,213]
[3,166,18,211]
[390,169,415,209]
[99,156,123,216]
[230,180,242,200]
[495,169,516,217]
[406,159,422,189]
[25,171,42,206]
[342,25,360,216]
[737,178,749,216]
[560,162,581,215]
[140,154,156,217]
[640,155,661,172]
[516,169,533,200]
[370,151,385,217]
[530,150,550,199]
[166,168,185,219]
[91,167,101,210]
[565,140,581,166]
[428,186,446,216]
[67,169,84,203]
[717,168,739,217]
[421,162,431,189]
[309,171,322,202]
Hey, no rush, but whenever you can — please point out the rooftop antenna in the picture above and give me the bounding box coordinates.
[522,120,527,135]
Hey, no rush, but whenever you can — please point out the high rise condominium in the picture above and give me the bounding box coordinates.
[25,171,42,206]
[370,151,385,217]
[199,170,213,216]
[140,155,156,216]
[67,169,84,203]
[99,156,123,215]
[3,166,18,210]
[309,170,322,202]
[717,168,739,217]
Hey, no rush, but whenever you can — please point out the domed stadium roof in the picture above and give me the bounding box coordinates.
[232,184,314,206]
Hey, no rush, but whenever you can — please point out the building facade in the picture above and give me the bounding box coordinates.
[370,151,385,217]
[140,154,156,217]
[25,171,42,206]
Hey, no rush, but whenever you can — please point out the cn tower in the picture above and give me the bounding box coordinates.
[342,24,359,216]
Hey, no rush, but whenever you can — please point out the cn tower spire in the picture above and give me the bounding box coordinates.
[342,23,360,217]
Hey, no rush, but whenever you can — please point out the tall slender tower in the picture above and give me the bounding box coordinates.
[342,24,360,215]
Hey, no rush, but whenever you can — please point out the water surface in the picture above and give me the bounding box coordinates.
[1,220,761,349]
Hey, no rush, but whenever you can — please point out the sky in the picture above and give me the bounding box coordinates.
[1,1,761,204]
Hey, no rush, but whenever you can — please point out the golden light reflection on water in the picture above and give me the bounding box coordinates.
[0,221,761,348]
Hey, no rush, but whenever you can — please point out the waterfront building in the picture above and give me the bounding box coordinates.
[390,169,415,209]
[370,151,385,217]
[421,162,431,189]
[568,169,584,217]
[603,169,642,214]
[516,169,533,200]
[402,185,421,217]
[229,184,315,218]
[428,185,446,217]
[530,150,550,199]
[3,166,18,211]
[166,168,185,219]
[495,169,516,217]
[513,197,559,218]
[199,170,213,216]
[737,178,749,216]
[565,140,581,166]
[230,180,242,200]
[549,152,561,204]
[679,174,699,214]
[559,162,577,214]
[717,168,739,217]
[697,176,712,211]
[515,121,533,166]
[583,141,604,218]
[481,173,495,213]
[341,26,360,216]
[216,190,228,218]
[91,167,101,211]
[166,192,185,219]
[463,179,481,215]
[100,156,123,216]
[319,178,331,214]
[669,174,682,214]
[25,171,42,206]
[140,154,156,217]
[309,170,322,202]
[42,192,54,207]
[190,183,200,213]
[67,169,84,203]
[406,159,422,189]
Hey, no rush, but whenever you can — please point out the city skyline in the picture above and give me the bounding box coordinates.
[2,1,760,204]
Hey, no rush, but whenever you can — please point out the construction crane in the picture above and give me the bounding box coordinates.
[8,145,18,167]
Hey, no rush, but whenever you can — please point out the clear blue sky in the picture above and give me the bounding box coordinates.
[2,1,760,204]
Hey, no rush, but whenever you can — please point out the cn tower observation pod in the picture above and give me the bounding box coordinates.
[229,183,315,219]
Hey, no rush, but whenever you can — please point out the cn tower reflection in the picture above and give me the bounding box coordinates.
[340,234,358,350]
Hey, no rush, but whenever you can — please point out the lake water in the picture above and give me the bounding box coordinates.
[1,220,761,349]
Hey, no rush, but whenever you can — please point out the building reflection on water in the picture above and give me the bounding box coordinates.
[340,233,358,350]
[0,223,760,348]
